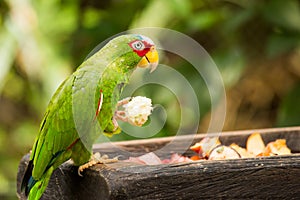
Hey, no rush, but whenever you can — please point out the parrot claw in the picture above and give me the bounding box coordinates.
[78,152,119,176]
[113,110,128,131]
[117,97,131,107]
[114,110,127,122]
[111,97,131,131]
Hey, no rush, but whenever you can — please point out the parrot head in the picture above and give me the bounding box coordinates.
[88,34,159,73]
[128,34,159,73]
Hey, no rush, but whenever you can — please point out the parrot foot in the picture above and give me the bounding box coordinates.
[117,97,131,107]
[112,110,129,131]
[111,97,131,131]
[78,152,118,176]
[114,110,127,122]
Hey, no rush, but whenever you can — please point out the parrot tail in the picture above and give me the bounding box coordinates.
[21,160,54,200]
[21,159,35,196]
[27,168,53,200]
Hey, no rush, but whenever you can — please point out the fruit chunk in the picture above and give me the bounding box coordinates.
[190,137,221,158]
[209,145,241,160]
[246,132,265,156]
[230,143,255,158]
[264,139,291,155]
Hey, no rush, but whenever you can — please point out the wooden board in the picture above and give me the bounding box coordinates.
[17,127,300,199]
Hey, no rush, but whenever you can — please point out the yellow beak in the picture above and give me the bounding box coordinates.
[137,46,159,73]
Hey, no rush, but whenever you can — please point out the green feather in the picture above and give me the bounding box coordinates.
[21,34,149,199]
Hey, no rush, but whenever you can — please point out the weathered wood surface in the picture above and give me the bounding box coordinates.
[17,127,300,199]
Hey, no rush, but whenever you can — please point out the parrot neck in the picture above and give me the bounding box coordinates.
[94,53,142,131]
[100,54,139,90]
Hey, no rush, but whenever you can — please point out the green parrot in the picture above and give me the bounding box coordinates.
[21,34,159,200]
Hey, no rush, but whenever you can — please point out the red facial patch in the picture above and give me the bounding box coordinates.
[128,40,152,57]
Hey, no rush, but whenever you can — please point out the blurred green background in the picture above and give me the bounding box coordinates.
[1,0,300,199]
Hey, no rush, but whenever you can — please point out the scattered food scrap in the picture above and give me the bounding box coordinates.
[190,137,220,158]
[246,132,265,156]
[230,143,254,158]
[191,132,292,161]
[124,132,292,165]
[126,152,162,165]
[264,139,291,156]
[125,152,192,165]
[162,153,193,164]
[208,145,241,160]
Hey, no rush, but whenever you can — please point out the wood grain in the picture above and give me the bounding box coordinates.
[17,127,300,199]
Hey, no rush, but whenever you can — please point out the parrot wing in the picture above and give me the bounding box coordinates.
[30,75,79,179]
[21,64,107,198]
[28,65,106,181]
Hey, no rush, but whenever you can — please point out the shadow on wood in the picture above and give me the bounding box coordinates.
[17,127,300,199]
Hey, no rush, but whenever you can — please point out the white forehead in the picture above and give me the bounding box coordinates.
[136,35,155,45]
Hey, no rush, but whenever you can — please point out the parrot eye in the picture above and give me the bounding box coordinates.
[132,41,145,50]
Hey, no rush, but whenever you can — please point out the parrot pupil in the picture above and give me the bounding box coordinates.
[134,41,144,50]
